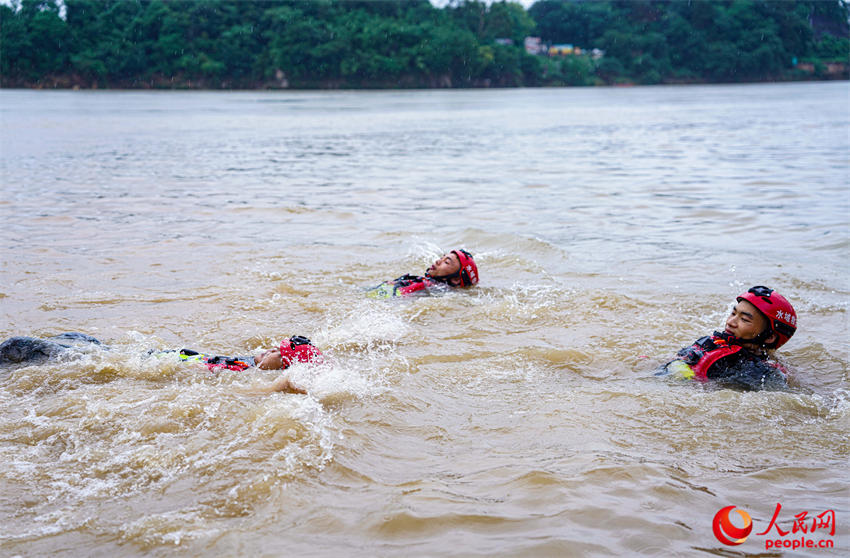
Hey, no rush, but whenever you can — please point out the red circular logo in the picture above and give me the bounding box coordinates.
[712,505,753,545]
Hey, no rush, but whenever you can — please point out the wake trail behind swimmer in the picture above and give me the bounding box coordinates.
[0,332,104,365]
[0,333,324,394]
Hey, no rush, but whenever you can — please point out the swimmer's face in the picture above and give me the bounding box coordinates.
[256,348,284,370]
[427,252,461,278]
[726,299,773,344]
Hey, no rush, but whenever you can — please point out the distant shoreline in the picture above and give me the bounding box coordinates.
[4,69,847,91]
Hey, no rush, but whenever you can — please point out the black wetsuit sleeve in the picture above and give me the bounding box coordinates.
[706,350,787,391]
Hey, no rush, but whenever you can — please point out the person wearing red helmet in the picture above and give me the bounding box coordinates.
[660,286,797,391]
[367,249,479,298]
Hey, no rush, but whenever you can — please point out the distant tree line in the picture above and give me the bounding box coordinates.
[1,0,848,89]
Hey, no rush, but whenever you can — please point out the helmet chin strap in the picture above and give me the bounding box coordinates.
[721,329,773,349]
[425,269,460,285]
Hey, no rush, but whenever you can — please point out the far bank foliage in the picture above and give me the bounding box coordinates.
[1,0,848,89]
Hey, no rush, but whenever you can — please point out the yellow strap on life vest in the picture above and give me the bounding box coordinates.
[366,283,395,299]
[179,352,205,362]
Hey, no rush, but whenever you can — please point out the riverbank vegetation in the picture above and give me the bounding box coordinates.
[2,0,848,89]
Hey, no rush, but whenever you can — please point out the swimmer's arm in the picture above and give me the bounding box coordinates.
[244,375,307,395]
[268,375,308,394]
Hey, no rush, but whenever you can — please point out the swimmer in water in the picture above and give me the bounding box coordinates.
[0,333,323,394]
[175,335,323,394]
[367,248,479,298]
[659,285,797,391]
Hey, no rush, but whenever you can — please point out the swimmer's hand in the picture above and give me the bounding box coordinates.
[268,375,307,394]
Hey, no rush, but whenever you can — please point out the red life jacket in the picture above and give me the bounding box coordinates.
[203,357,251,372]
[674,333,744,381]
[396,275,439,296]
[668,332,788,389]
[368,274,440,298]
[179,350,252,372]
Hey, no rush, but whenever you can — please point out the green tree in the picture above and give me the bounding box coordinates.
[529,0,619,47]
[486,1,535,43]
[2,0,71,81]
[1,3,32,80]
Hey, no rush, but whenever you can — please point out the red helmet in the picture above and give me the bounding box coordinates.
[736,286,797,349]
[279,335,324,368]
[451,249,479,287]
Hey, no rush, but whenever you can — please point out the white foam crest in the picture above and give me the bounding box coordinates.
[452,352,552,392]
[53,339,109,360]
[47,472,124,503]
[312,300,414,394]
[29,399,186,503]
[0,507,95,543]
[119,508,217,547]
[0,369,346,521]
[317,299,410,348]
[693,306,730,333]
[481,246,553,275]
[824,388,850,419]
[0,401,128,502]
[38,330,193,381]
[274,394,338,468]
[504,282,568,311]
[305,352,395,401]
[406,239,444,262]
[119,348,188,379]
[472,282,572,327]
[32,356,340,459]
[243,263,283,281]
[180,388,339,480]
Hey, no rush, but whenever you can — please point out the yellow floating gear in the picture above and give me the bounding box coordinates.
[667,359,695,380]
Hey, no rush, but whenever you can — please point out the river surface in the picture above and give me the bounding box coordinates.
[1,83,848,557]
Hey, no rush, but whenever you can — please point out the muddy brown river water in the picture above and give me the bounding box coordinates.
[1,83,848,556]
